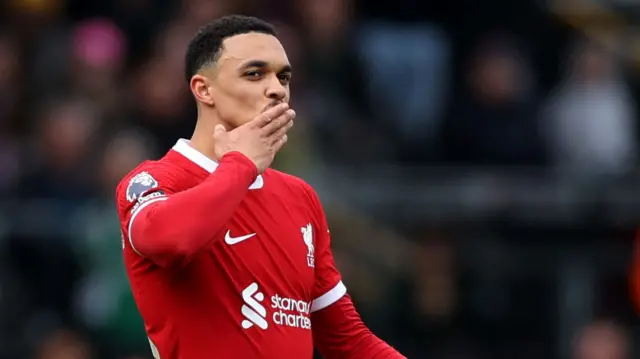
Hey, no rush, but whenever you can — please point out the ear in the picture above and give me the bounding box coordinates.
[190,74,215,106]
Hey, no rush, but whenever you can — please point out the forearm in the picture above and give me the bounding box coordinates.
[130,152,257,266]
[312,295,406,359]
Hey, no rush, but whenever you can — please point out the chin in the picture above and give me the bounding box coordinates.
[233,116,254,128]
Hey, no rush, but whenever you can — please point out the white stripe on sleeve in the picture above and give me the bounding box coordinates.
[127,197,168,256]
[310,280,347,313]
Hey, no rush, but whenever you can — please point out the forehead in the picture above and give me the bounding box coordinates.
[218,32,289,68]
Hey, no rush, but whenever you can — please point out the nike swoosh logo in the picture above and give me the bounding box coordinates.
[225,230,256,245]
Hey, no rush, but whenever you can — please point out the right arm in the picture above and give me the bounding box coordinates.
[118,152,257,267]
[118,102,295,267]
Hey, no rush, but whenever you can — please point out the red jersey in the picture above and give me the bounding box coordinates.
[116,140,346,359]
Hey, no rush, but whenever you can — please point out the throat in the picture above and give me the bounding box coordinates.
[189,132,218,163]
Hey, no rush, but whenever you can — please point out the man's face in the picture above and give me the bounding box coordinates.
[204,32,292,128]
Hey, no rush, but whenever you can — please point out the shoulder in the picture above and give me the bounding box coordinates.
[265,169,321,206]
[116,161,166,200]
[114,159,182,216]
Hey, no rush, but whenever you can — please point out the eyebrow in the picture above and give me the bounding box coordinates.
[240,60,292,73]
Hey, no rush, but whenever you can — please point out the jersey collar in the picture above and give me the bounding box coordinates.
[172,139,264,190]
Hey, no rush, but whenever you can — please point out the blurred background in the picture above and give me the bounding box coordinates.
[1,0,640,358]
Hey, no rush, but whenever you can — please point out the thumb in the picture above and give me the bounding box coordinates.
[213,124,227,138]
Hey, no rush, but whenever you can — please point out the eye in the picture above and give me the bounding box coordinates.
[278,73,292,84]
[244,70,263,80]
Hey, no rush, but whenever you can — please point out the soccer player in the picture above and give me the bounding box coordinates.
[115,15,406,359]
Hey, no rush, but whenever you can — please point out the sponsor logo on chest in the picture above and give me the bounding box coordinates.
[240,282,312,331]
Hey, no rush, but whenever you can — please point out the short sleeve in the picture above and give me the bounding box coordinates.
[308,189,347,313]
[115,164,175,255]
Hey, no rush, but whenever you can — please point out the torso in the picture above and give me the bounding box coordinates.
[121,151,321,359]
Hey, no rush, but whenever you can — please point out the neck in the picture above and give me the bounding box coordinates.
[189,116,218,162]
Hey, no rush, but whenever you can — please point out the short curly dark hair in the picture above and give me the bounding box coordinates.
[184,15,277,84]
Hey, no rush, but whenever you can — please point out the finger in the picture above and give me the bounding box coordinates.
[262,109,295,136]
[273,134,288,152]
[250,103,289,128]
[269,118,294,145]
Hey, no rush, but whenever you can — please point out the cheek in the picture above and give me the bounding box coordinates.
[215,83,263,123]
[218,79,255,104]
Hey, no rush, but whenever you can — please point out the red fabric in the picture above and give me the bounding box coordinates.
[118,151,257,268]
[306,191,344,304]
[115,142,401,359]
[312,295,406,359]
[115,145,341,358]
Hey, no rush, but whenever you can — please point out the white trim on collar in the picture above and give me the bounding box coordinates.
[172,139,264,190]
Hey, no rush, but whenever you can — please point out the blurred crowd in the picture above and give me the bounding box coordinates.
[1,0,640,358]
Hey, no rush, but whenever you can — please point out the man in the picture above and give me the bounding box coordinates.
[115,15,405,359]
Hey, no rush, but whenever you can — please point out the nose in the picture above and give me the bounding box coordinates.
[265,75,287,101]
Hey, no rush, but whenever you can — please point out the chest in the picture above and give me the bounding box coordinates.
[207,190,318,297]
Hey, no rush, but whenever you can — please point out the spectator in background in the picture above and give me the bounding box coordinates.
[178,0,235,34]
[390,229,465,358]
[0,31,22,195]
[0,31,21,123]
[442,32,547,167]
[293,0,389,164]
[69,18,128,119]
[74,130,157,357]
[544,39,637,177]
[6,97,98,346]
[127,21,194,152]
[97,130,158,197]
[356,13,450,162]
[19,96,99,203]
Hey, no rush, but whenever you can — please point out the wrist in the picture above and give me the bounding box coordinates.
[220,151,259,178]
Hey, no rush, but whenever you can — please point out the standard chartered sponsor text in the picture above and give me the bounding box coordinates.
[270,294,311,329]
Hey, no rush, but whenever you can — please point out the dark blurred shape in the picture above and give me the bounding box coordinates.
[69,18,127,117]
[19,96,98,202]
[7,233,82,342]
[179,0,235,32]
[0,31,21,123]
[0,31,22,195]
[544,38,637,177]
[99,130,157,196]
[356,20,450,162]
[442,32,548,167]
[8,0,63,15]
[389,228,467,357]
[35,328,94,359]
